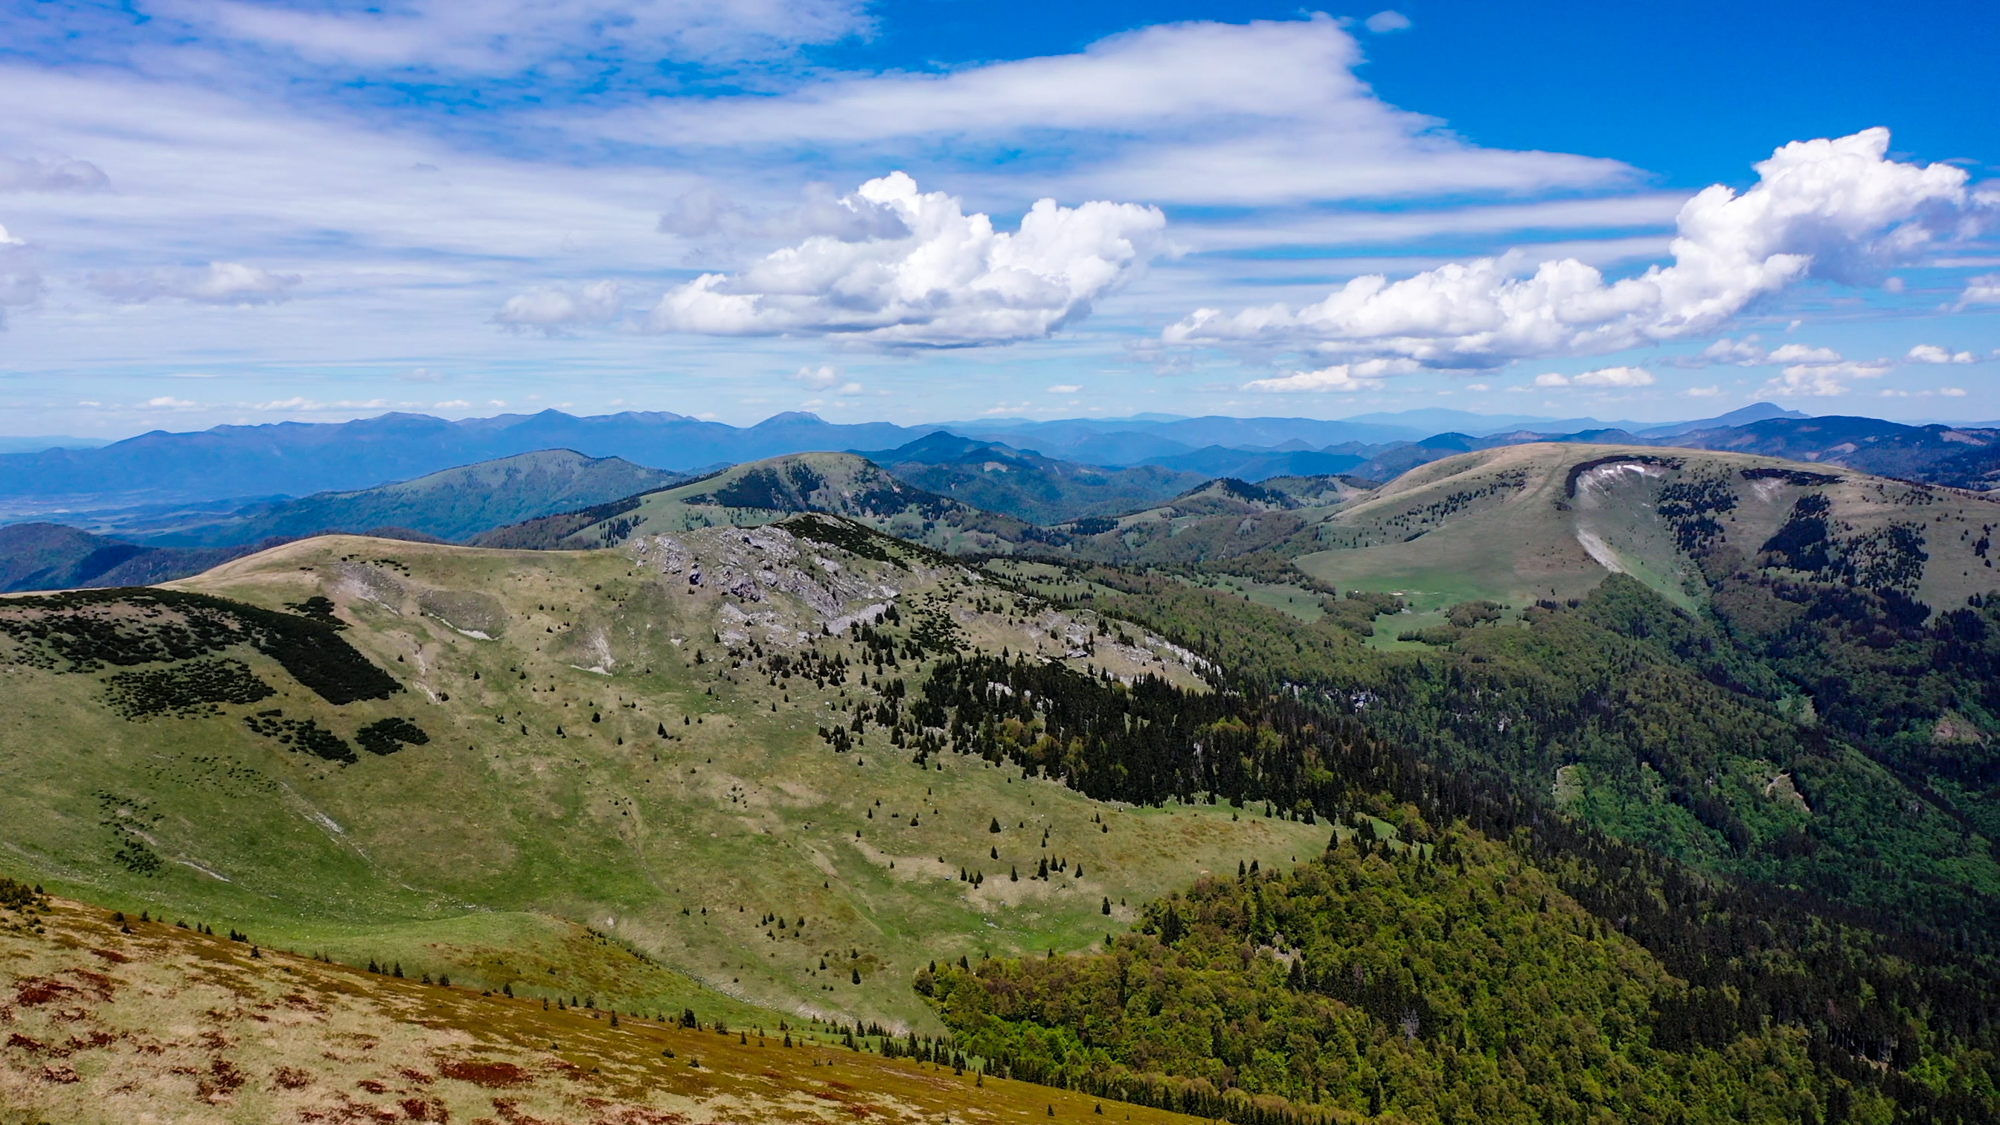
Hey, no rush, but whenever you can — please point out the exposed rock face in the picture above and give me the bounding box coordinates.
[632,523,912,648]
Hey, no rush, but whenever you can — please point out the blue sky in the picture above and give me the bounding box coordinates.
[0,0,1995,437]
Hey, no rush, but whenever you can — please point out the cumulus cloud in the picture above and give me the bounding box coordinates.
[1686,337,1848,368]
[791,365,842,389]
[1906,343,1976,364]
[646,172,1166,347]
[0,155,108,193]
[1166,129,1988,368]
[1242,358,1417,393]
[494,280,624,333]
[1767,343,1842,364]
[1695,336,1769,365]
[1761,360,1892,398]
[151,0,869,75]
[1958,274,2000,307]
[91,261,299,305]
[1363,10,1412,33]
[1046,384,1082,394]
[1687,385,1723,397]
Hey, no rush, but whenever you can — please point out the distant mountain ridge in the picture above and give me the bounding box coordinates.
[136,449,687,547]
[856,432,1207,524]
[0,450,692,592]
[0,410,919,509]
[8,403,1999,527]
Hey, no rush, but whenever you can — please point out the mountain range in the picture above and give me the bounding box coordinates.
[0,450,688,592]
[0,403,1832,518]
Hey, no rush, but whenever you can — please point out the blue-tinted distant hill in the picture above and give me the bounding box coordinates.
[859,431,1207,524]
[0,410,924,508]
[1143,445,1366,481]
[134,449,688,547]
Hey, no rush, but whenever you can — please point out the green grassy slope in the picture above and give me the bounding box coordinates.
[0,519,1321,1034]
[1290,442,2000,614]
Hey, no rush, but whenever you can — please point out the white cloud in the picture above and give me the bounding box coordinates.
[1242,358,1415,393]
[1536,368,1661,388]
[150,0,869,76]
[433,399,469,407]
[145,395,195,407]
[1767,343,1842,364]
[250,396,390,412]
[1046,384,1082,394]
[790,364,842,389]
[659,182,908,242]
[0,229,41,326]
[1907,343,1976,364]
[1941,387,1968,396]
[588,17,1631,207]
[1464,382,1490,391]
[494,280,624,333]
[1687,337,1845,368]
[1955,274,2000,307]
[1686,385,1723,397]
[1760,360,1891,397]
[647,172,1166,347]
[1178,194,1684,254]
[1695,336,1767,365]
[0,155,107,193]
[90,262,299,305]
[1363,10,1412,33]
[1166,128,1987,368]
[1575,365,1654,386]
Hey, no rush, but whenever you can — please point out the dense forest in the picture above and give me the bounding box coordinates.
[888,566,2000,1123]
[925,829,1973,1124]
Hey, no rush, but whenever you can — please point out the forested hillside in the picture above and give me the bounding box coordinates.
[902,579,2000,1123]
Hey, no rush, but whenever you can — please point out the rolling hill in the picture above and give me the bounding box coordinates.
[0,410,921,510]
[1291,442,2000,614]
[134,449,688,548]
[861,431,1208,524]
[3,489,1997,1120]
[473,452,1042,554]
[6,438,2000,1122]
[0,519,1315,1037]
[0,521,282,594]
[1660,414,2000,488]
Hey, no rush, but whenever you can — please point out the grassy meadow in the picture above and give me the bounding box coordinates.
[0,524,1324,1037]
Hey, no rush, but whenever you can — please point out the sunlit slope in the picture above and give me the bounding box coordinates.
[2,891,1204,1125]
[0,519,1322,1033]
[479,452,1038,554]
[1292,442,2000,611]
